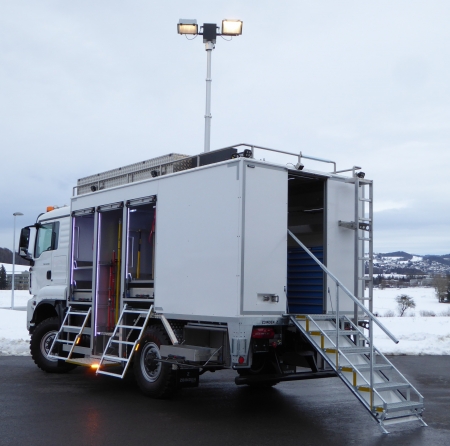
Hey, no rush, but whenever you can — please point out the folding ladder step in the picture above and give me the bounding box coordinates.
[56,339,74,345]
[62,345,91,355]
[102,355,128,363]
[373,382,411,392]
[123,309,148,314]
[110,340,135,346]
[379,401,423,413]
[118,324,144,331]
[67,311,90,316]
[359,198,372,202]
[62,325,92,334]
[97,370,124,378]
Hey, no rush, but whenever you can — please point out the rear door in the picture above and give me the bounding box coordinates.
[241,162,288,314]
[326,178,356,314]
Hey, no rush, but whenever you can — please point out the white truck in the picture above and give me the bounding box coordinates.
[19,144,425,433]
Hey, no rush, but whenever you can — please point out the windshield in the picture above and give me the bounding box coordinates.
[35,222,59,258]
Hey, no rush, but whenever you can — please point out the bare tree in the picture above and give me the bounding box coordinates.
[433,275,450,303]
[396,294,416,317]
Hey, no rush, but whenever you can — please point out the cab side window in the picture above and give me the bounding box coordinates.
[35,222,59,258]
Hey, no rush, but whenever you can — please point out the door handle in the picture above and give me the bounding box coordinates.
[47,270,51,280]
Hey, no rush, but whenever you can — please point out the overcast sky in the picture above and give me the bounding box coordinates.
[1,1,449,255]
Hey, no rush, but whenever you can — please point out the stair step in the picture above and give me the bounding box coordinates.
[65,357,116,367]
[102,355,129,363]
[374,382,411,392]
[326,346,370,354]
[97,370,124,377]
[117,324,143,330]
[62,325,92,334]
[62,345,91,355]
[110,340,135,346]
[320,329,362,336]
[123,309,148,314]
[352,363,393,372]
[293,314,335,321]
[377,401,423,413]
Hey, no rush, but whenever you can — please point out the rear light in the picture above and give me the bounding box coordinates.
[238,356,245,364]
[251,327,275,339]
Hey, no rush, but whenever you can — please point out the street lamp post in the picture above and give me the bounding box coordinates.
[11,212,24,309]
[177,19,243,153]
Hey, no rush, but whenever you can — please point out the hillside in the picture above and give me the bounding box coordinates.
[0,248,29,266]
[375,252,450,275]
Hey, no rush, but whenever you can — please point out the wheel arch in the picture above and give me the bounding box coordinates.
[32,300,65,331]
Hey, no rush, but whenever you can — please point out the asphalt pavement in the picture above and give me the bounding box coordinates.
[0,356,449,446]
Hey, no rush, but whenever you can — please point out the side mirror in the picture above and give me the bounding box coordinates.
[19,227,33,264]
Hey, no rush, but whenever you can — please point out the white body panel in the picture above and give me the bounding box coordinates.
[242,164,287,314]
[71,159,289,320]
[156,161,242,317]
[326,179,355,314]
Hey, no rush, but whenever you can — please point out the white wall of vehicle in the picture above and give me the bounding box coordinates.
[155,160,242,317]
[241,162,287,314]
[326,178,356,314]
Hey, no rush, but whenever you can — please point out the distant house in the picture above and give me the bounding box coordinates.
[5,271,30,290]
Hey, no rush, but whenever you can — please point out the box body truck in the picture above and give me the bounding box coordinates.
[19,144,424,432]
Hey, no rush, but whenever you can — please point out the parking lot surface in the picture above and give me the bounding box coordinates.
[0,356,448,446]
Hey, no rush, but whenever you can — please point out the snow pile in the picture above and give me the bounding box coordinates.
[0,288,449,356]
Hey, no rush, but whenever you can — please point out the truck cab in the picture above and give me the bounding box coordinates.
[19,206,71,333]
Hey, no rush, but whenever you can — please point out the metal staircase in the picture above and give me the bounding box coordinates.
[291,314,425,433]
[287,229,426,433]
[48,307,92,361]
[97,304,153,378]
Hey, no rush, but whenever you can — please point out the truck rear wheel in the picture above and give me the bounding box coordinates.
[30,317,77,373]
[134,326,177,398]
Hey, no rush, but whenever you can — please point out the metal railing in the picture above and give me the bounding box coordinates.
[223,143,337,173]
[288,229,399,400]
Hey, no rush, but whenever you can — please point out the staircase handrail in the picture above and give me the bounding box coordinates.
[288,230,398,344]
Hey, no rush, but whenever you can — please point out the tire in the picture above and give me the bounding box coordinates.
[30,317,77,373]
[133,325,177,398]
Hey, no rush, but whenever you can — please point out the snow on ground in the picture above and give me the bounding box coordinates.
[0,288,449,356]
[0,290,31,356]
[371,286,450,355]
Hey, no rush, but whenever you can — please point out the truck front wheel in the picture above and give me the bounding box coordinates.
[30,317,77,373]
[134,326,177,398]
